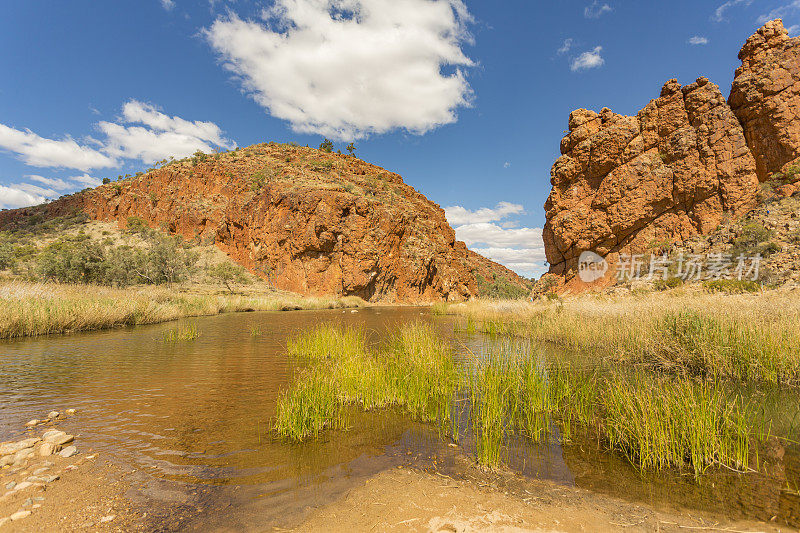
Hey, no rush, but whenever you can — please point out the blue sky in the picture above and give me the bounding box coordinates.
[0,0,796,277]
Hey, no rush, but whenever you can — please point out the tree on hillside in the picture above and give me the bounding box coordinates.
[346,142,356,156]
[208,262,251,293]
[319,138,334,153]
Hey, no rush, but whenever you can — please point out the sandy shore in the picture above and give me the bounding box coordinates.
[0,416,786,532]
[294,466,784,533]
[0,455,786,532]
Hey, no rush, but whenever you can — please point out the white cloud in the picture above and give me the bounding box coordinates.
[0,124,117,171]
[454,222,542,249]
[71,174,102,188]
[557,38,573,55]
[503,161,510,168]
[99,100,235,164]
[0,185,48,210]
[570,46,604,71]
[712,0,752,22]
[205,0,475,140]
[757,1,800,24]
[445,201,524,225]
[584,1,612,18]
[788,24,800,35]
[27,175,72,191]
[161,0,176,10]
[688,36,709,45]
[1,102,234,171]
[445,202,545,277]
[471,247,546,276]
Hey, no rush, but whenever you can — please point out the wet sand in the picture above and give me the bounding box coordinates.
[2,455,785,532]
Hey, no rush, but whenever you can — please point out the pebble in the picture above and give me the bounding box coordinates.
[42,430,62,440]
[4,481,16,490]
[9,510,32,521]
[58,446,78,458]
[31,504,41,509]
[14,448,35,463]
[22,497,33,507]
[0,456,13,467]
[25,419,39,427]
[13,481,33,492]
[66,409,76,415]
[0,517,8,527]
[33,466,51,475]
[47,411,60,419]
[0,437,39,456]
[42,475,59,483]
[52,434,74,447]
[39,442,57,457]
[100,515,116,523]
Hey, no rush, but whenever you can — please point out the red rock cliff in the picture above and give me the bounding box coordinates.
[543,78,758,279]
[2,143,525,302]
[543,19,800,284]
[730,19,800,181]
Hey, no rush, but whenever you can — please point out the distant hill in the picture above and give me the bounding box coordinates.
[0,142,529,302]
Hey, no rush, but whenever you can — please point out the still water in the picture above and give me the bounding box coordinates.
[0,307,798,529]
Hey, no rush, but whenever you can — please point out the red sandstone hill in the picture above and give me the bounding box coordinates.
[541,19,800,290]
[0,143,529,302]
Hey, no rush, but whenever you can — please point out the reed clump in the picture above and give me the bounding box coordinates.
[162,322,200,342]
[274,323,460,441]
[276,324,773,477]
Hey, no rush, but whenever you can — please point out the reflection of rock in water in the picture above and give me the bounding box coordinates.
[560,436,800,528]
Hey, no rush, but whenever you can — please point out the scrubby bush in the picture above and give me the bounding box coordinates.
[37,237,106,284]
[477,273,530,300]
[208,262,251,293]
[654,277,684,291]
[703,279,762,294]
[319,138,334,153]
[730,222,780,257]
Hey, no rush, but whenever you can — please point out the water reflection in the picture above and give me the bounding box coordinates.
[0,307,798,528]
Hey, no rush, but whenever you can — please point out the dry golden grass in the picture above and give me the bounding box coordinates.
[440,289,800,385]
[0,281,366,339]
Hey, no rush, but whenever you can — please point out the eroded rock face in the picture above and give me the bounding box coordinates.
[2,143,524,302]
[543,78,758,279]
[729,19,800,181]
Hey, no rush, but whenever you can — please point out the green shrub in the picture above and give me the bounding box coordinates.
[730,222,772,257]
[703,279,762,294]
[37,238,106,284]
[102,177,111,185]
[125,216,148,234]
[208,261,251,293]
[319,138,334,153]
[654,277,684,291]
[477,273,529,300]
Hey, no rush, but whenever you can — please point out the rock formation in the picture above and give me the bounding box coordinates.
[730,19,800,182]
[1,143,527,302]
[543,19,800,284]
[543,78,758,279]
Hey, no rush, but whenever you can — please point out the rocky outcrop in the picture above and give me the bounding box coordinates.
[730,19,800,182]
[543,78,758,279]
[1,143,524,302]
[543,19,800,285]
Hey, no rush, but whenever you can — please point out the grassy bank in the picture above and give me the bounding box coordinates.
[438,291,800,386]
[0,281,365,340]
[274,324,774,476]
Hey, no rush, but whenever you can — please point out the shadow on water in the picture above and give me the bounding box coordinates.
[0,307,799,528]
